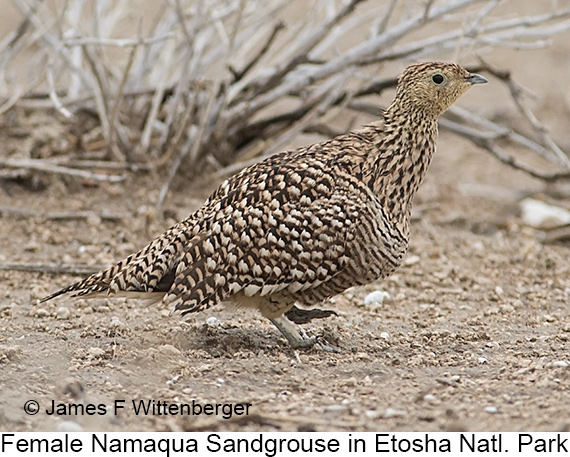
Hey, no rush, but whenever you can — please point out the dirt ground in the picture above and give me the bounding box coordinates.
[2,27,570,434]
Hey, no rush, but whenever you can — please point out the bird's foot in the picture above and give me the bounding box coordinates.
[285,305,338,324]
[269,316,339,353]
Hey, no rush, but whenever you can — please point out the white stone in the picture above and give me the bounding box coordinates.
[56,307,71,320]
[385,407,407,418]
[520,198,570,228]
[364,291,391,306]
[404,255,421,266]
[56,421,84,432]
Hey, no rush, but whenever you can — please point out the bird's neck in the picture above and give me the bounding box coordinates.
[365,110,438,232]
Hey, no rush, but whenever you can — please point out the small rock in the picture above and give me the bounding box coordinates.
[472,241,484,252]
[325,405,347,414]
[109,316,127,329]
[24,241,39,252]
[385,407,407,418]
[365,409,380,419]
[380,332,390,340]
[158,344,182,357]
[514,367,534,376]
[35,308,50,318]
[62,378,85,399]
[0,345,22,362]
[56,307,71,320]
[206,316,220,326]
[552,361,569,368]
[423,394,437,402]
[478,357,488,364]
[520,198,570,228]
[364,291,391,306]
[404,255,421,266]
[88,347,105,358]
[166,375,180,385]
[484,406,498,414]
[56,421,84,432]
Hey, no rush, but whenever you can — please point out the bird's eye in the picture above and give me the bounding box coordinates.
[432,74,445,85]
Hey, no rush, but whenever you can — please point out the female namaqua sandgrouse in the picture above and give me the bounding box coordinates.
[41,62,487,350]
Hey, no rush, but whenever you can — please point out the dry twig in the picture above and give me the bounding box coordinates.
[1,0,570,200]
[0,262,103,275]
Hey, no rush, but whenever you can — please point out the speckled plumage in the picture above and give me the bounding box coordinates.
[41,62,487,349]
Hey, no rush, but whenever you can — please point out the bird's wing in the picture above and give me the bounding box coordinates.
[164,151,366,313]
[40,147,365,311]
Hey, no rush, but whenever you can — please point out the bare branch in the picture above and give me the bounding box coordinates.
[229,21,285,83]
[3,0,570,201]
[0,158,124,182]
[0,206,131,221]
[0,262,103,275]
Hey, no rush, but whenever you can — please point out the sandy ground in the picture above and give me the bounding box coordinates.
[1,10,570,434]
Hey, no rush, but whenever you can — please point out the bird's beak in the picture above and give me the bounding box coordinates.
[466,73,488,84]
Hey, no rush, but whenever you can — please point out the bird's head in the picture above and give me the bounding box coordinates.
[391,62,487,119]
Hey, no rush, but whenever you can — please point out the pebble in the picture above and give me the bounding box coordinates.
[520,198,570,228]
[88,347,105,358]
[158,344,182,357]
[364,291,391,306]
[56,421,84,432]
[109,316,127,330]
[325,405,347,413]
[472,241,484,252]
[166,375,180,385]
[404,255,421,266]
[380,332,390,340]
[35,308,50,318]
[365,409,380,419]
[385,407,407,418]
[423,394,437,402]
[552,361,569,368]
[478,357,488,364]
[62,378,85,399]
[206,317,220,326]
[56,307,71,320]
[484,406,498,414]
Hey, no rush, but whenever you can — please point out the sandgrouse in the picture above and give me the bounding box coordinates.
[41,62,487,350]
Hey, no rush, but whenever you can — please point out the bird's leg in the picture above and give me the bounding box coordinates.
[285,305,338,324]
[268,316,339,353]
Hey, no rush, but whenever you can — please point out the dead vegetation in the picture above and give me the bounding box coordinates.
[2,0,570,211]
